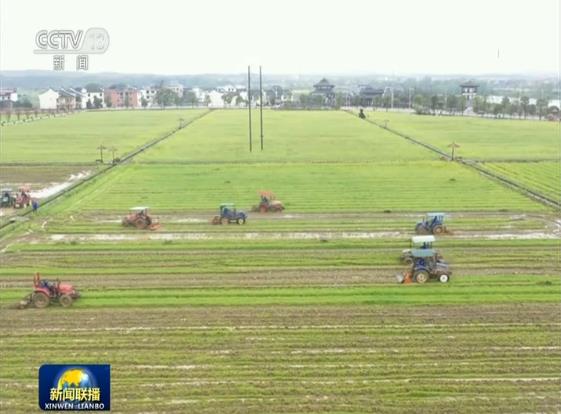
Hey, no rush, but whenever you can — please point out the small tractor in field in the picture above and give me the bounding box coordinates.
[397,248,451,284]
[415,212,448,235]
[401,235,444,265]
[1,188,15,208]
[13,186,32,209]
[252,191,285,213]
[122,207,160,230]
[19,273,81,308]
[211,203,247,224]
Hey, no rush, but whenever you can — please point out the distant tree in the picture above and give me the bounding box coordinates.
[520,96,530,118]
[183,91,198,107]
[299,94,310,107]
[104,96,112,108]
[458,96,467,115]
[155,89,177,108]
[536,98,548,120]
[334,93,345,109]
[501,97,510,118]
[430,95,439,113]
[141,97,148,108]
[93,96,103,109]
[204,94,211,107]
[473,96,484,114]
[124,93,130,108]
[527,104,536,117]
[86,100,93,109]
[84,83,103,92]
[446,95,458,114]
[493,104,502,118]
[235,95,245,106]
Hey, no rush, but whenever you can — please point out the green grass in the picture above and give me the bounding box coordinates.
[1,276,559,307]
[362,111,560,161]
[43,161,545,214]
[1,109,559,414]
[138,110,436,163]
[483,161,561,200]
[0,109,206,163]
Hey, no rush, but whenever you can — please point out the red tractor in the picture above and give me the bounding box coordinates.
[14,186,32,209]
[20,273,81,308]
[122,207,160,230]
[252,191,285,213]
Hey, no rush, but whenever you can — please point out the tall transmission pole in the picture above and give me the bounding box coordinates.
[248,65,252,152]
[259,66,264,151]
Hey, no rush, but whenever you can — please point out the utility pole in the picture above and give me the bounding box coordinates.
[448,142,461,160]
[408,88,413,109]
[97,145,107,163]
[248,65,252,153]
[110,147,118,163]
[259,66,264,151]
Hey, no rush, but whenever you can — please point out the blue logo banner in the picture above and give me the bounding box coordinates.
[39,364,110,411]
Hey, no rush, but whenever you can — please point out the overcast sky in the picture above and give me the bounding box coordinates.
[0,0,559,75]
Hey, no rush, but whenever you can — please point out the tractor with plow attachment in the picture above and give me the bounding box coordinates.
[415,212,449,235]
[401,235,444,265]
[211,203,247,225]
[122,207,160,230]
[397,248,451,284]
[252,191,285,213]
[19,273,81,309]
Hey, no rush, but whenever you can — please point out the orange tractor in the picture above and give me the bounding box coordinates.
[252,191,285,213]
[13,186,32,209]
[121,207,160,230]
[19,273,81,308]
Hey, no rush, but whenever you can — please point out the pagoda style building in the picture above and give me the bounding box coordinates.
[460,81,479,105]
[311,78,335,105]
[358,85,384,106]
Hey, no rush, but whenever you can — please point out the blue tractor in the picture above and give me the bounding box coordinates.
[415,212,447,235]
[211,203,247,225]
[401,235,443,265]
[397,248,451,284]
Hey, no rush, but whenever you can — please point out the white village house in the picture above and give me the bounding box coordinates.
[0,88,18,103]
[38,89,59,110]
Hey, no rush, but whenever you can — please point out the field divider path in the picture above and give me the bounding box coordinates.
[345,110,560,210]
[0,110,212,231]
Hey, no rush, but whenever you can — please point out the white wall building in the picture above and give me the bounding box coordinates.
[207,90,225,108]
[140,87,159,107]
[38,88,59,109]
[0,88,18,102]
[84,89,105,108]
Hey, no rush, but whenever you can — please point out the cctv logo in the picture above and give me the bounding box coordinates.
[34,28,110,54]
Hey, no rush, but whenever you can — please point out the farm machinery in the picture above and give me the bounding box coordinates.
[401,235,443,265]
[14,187,32,209]
[121,207,160,230]
[19,273,81,308]
[211,203,247,224]
[252,191,285,213]
[1,188,15,208]
[1,187,32,209]
[415,212,448,235]
[397,248,451,284]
